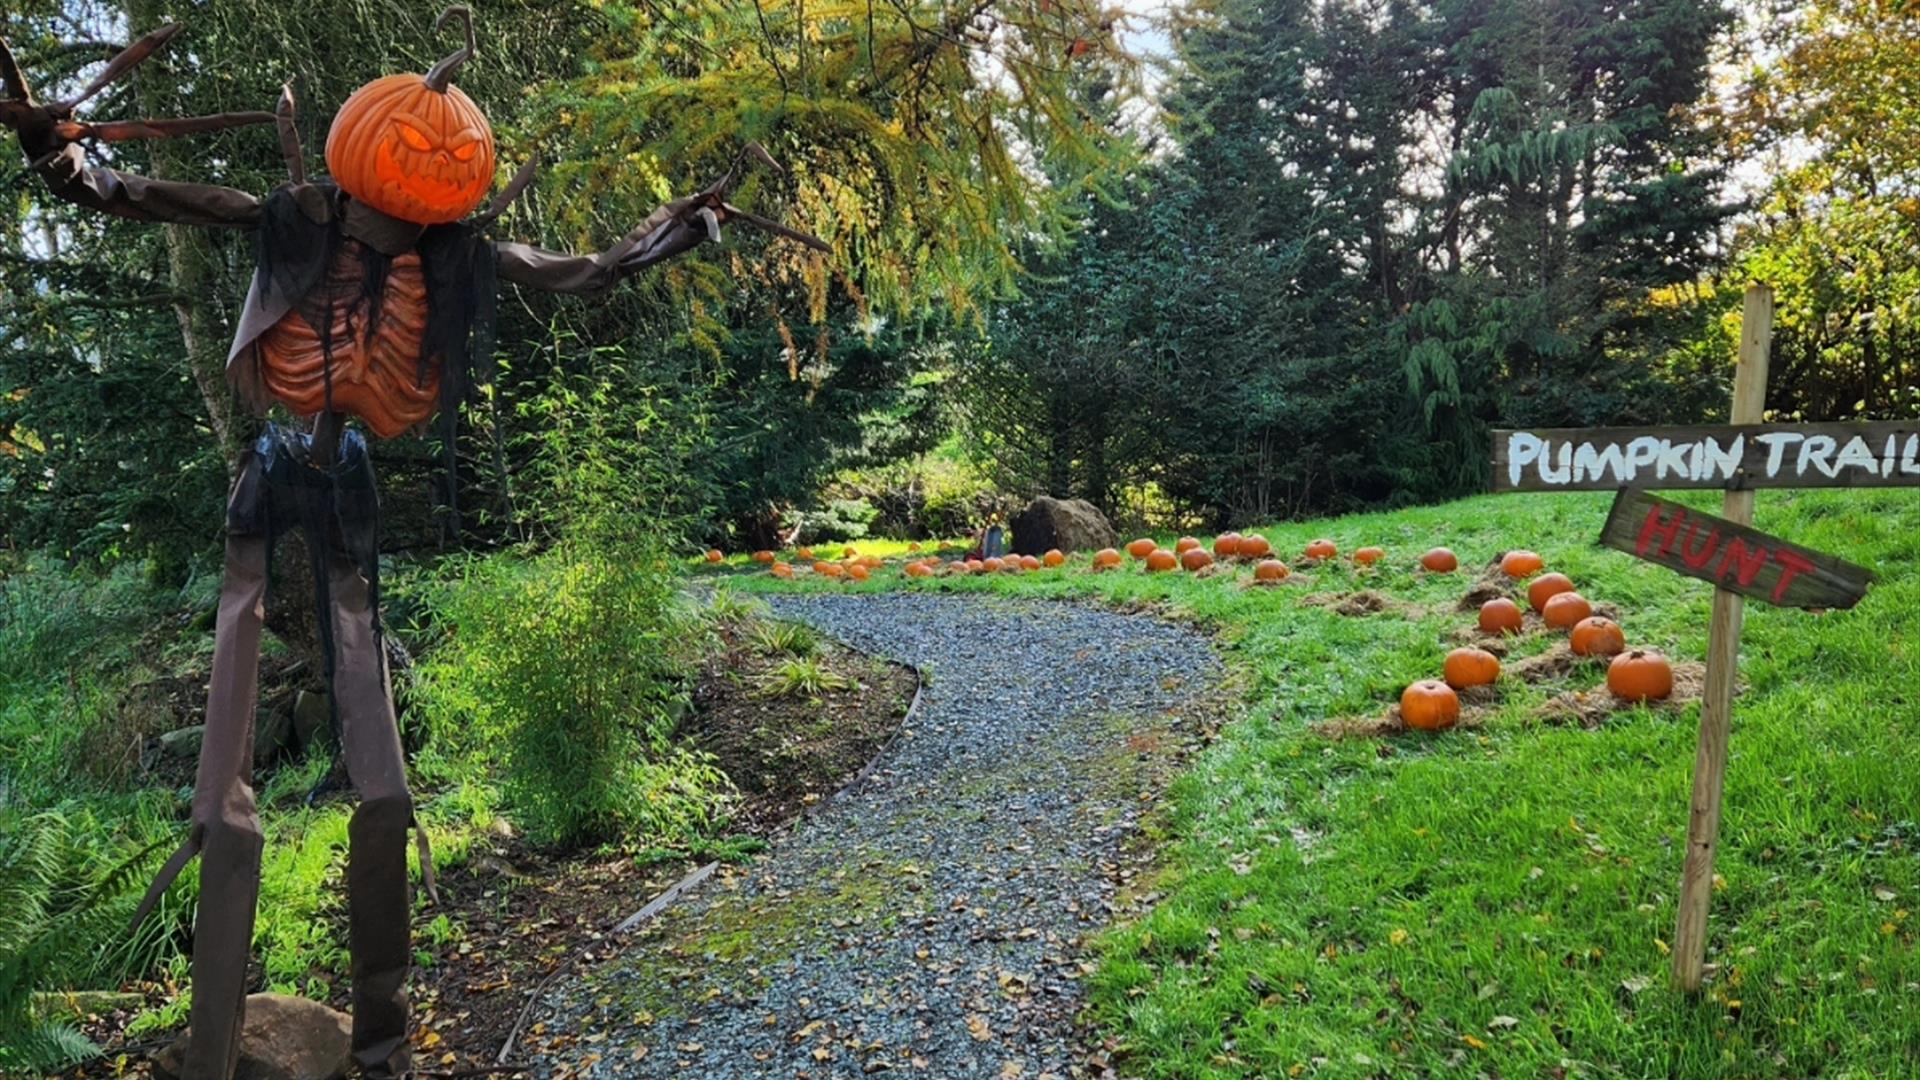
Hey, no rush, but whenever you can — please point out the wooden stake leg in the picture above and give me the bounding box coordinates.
[1671,283,1772,991]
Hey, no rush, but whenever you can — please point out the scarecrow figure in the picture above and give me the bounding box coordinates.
[3,9,825,1077]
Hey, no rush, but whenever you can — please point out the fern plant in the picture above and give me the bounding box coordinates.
[0,810,162,1074]
[750,620,819,659]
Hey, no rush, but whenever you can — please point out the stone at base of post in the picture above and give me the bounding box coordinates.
[152,993,352,1080]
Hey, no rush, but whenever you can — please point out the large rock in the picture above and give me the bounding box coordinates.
[151,993,352,1080]
[1009,497,1117,556]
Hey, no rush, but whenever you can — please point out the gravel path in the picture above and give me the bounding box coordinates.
[528,593,1221,1078]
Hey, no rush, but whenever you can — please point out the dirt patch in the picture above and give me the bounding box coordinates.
[1313,697,1496,740]
[1457,580,1513,611]
[1531,662,1710,727]
[1503,641,1603,682]
[1301,590,1420,617]
[686,621,918,834]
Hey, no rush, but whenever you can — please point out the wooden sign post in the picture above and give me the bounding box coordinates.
[1489,283,1903,991]
[1671,284,1770,993]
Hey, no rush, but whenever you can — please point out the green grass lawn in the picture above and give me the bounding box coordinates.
[726,488,1920,1078]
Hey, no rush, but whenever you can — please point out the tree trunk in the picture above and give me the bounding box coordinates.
[125,0,242,459]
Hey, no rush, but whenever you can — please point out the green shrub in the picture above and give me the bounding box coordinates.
[411,540,731,850]
[750,620,819,658]
[755,657,855,699]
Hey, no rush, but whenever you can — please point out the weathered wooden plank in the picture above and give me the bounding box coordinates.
[1491,419,1920,491]
[1600,488,1873,610]
[1672,284,1768,995]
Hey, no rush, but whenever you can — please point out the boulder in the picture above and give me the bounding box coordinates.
[253,706,294,764]
[152,993,352,1080]
[158,724,206,761]
[1009,497,1117,556]
[291,690,332,751]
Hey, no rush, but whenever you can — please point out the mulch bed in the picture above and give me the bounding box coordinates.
[61,615,914,1079]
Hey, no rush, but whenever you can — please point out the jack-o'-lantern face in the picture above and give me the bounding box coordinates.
[323,8,494,225]
[325,73,494,225]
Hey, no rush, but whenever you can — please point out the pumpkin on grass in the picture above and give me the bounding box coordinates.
[1043,549,1065,567]
[1527,572,1575,613]
[1478,598,1524,635]
[848,564,871,581]
[905,562,934,579]
[1305,538,1337,560]
[983,557,1005,572]
[1353,546,1384,566]
[1092,548,1122,570]
[752,550,776,564]
[966,559,986,573]
[1401,680,1460,731]
[1175,537,1202,554]
[1019,554,1041,571]
[1570,616,1626,657]
[1126,537,1157,559]
[1214,533,1243,558]
[813,561,843,578]
[1500,550,1544,578]
[1420,547,1458,572]
[1238,535,1273,558]
[771,561,794,579]
[1608,649,1674,702]
[705,549,723,563]
[1253,559,1289,582]
[798,547,815,561]
[1542,590,1592,630]
[1180,548,1214,572]
[947,561,971,575]
[1443,647,1501,689]
[1145,549,1178,572]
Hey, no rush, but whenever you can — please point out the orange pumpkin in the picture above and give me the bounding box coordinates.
[1401,680,1460,731]
[1542,590,1592,630]
[1238,534,1273,559]
[705,549,723,563]
[1019,554,1042,571]
[1126,537,1157,559]
[1145,549,1178,572]
[1478,598,1524,635]
[1527,572,1575,613]
[1570,616,1626,657]
[905,562,934,578]
[909,542,922,552]
[983,557,1005,573]
[771,561,794,579]
[1305,539,1337,560]
[947,561,971,575]
[848,564,871,581]
[752,550,776,564]
[798,547,816,561]
[813,561,843,578]
[1607,649,1674,702]
[1175,537,1202,554]
[1214,533,1243,558]
[1353,546,1384,566]
[1500,550,1545,578]
[1420,547,1459,572]
[1253,559,1289,582]
[325,10,496,226]
[1043,549,1065,567]
[1443,647,1501,690]
[1092,548,1122,570]
[1180,548,1214,572]
[966,559,985,573]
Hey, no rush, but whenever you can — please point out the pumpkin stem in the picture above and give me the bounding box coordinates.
[423,6,476,93]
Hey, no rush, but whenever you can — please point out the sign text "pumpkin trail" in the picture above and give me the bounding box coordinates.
[1493,421,1920,492]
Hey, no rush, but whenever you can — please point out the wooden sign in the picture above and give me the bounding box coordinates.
[1493,420,1920,492]
[1599,489,1873,610]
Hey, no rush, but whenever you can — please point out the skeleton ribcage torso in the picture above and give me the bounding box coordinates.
[255,238,438,439]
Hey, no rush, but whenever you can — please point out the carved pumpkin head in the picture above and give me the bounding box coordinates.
[325,7,494,225]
